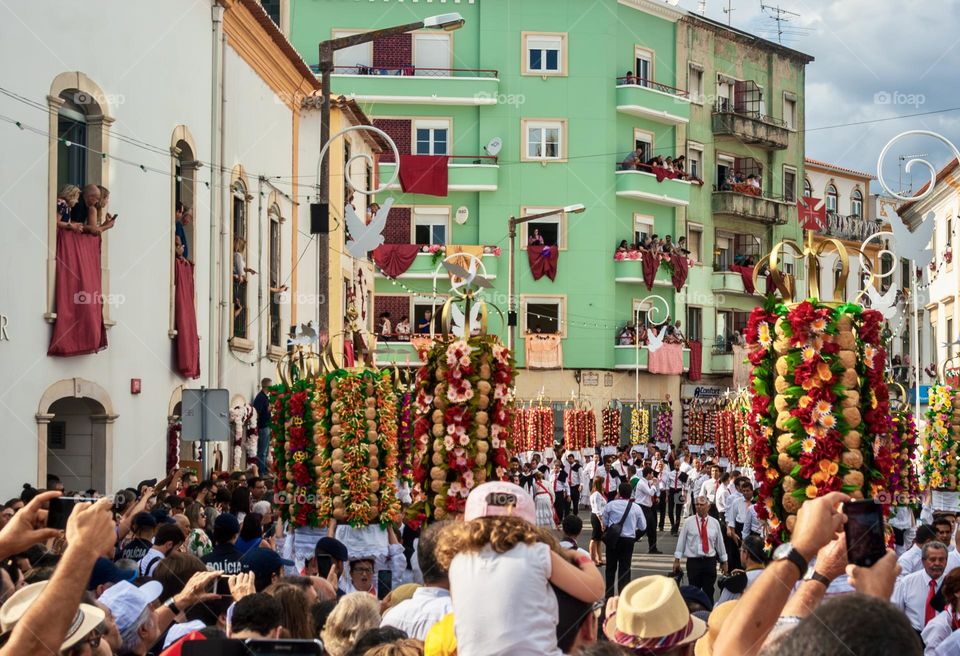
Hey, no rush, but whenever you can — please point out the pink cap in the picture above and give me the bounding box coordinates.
[464,481,536,525]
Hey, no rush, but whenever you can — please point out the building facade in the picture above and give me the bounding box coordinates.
[0,0,369,493]
[286,0,811,436]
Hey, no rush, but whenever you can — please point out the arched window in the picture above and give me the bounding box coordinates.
[851,189,863,218]
[231,174,250,342]
[170,127,198,341]
[803,178,812,198]
[825,184,838,212]
[268,203,283,348]
[57,93,87,188]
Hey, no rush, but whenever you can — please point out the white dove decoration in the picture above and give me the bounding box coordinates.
[889,211,935,268]
[287,321,319,346]
[345,197,394,259]
[449,301,483,338]
[863,282,900,321]
[646,327,665,353]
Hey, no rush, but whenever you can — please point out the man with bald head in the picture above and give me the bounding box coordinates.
[71,183,115,234]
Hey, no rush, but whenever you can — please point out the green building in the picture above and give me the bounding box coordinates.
[284,0,812,428]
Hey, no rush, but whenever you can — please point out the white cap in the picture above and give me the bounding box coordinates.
[97,579,163,633]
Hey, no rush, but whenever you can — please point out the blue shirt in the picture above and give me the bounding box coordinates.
[175,220,189,260]
[602,499,646,539]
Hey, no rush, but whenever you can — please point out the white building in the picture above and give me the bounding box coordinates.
[0,0,378,494]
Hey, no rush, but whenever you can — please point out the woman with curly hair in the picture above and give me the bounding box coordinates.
[435,481,604,656]
[320,592,381,656]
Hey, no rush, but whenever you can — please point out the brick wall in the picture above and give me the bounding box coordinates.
[374,295,411,323]
[373,118,411,163]
[373,34,412,70]
[383,206,411,244]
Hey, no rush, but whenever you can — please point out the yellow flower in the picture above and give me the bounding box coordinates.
[811,318,827,333]
[799,396,812,409]
[815,400,832,416]
[291,417,304,427]
[819,460,839,476]
[801,437,816,453]
[864,345,876,367]
[817,362,833,381]
[758,322,773,348]
[819,414,836,429]
[802,346,816,361]
[811,471,826,485]
[806,485,819,499]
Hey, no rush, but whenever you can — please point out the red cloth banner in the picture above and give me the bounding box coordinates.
[174,258,200,379]
[651,165,679,183]
[398,155,448,197]
[527,245,559,281]
[670,253,689,291]
[641,250,658,290]
[797,197,827,231]
[729,264,755,294]
[687,340,702,381]
[48,230,107,356]
[648,342,684,375]
[374,244,421,278]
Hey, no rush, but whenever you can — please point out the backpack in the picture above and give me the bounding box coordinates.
[602,499,635,548]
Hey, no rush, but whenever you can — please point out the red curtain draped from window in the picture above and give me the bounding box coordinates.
[527,245,559,281]
[48,230,107,357]
[374,244,420,278]
[687,340,702,381]
[174,258,200,379]
[398,155,448,196]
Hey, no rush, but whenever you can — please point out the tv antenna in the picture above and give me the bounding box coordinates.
[697,0,707,14]
[898,153,928,195]
[722,0,734,25]
[760,3,803,44]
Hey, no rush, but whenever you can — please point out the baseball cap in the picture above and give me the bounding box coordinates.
[213,512,240,535]
[98,579,164,633]
[314,537,349,562]
[151,508,177,525]
[132,511,157,528]
[0,582,104,650]
[241,548,294,579]
[464,481,536,525]
[88,556,137,590]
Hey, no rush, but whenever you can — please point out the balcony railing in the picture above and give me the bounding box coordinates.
[615,77,690,125]
[712,190,795,225]
[614,163,695,207]
[816,211,881,242]
[322,66,501,106]
[712,100,790,150]
[377,155,499,192]
[315,65,499,78]
[615,76,688,98]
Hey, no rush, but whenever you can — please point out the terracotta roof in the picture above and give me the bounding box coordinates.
[301,95,389,153]
[897,157,960,214]
[239,0,320,91]
[804,158,873,180]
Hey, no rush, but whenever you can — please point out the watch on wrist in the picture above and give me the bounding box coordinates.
[164,598,181,615]
[772,542,808,578]
[807,571,831,586]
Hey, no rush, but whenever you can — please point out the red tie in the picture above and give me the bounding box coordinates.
[674,471,679,488]
[698,517,710,555]
[605,475,610,495]
[926,579,938,625]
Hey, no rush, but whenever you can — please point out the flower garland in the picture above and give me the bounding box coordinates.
[512,407,554,452]
[629,406,649,444]
[889,409,921,506]
[922,385,957,490]
[564,409,596,451]
[687,406,705,445]
[601,408,621,447]
[410,336,516,526]
[734,398,753,466]
[716,410,736,461]
[229,403,258,470]
[396,392,416,491]
[273,380,320,528]
[166,422,181,473]
[654,405,673,443]
[747,299,891,543]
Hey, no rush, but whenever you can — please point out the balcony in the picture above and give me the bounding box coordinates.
[614,345,691,371]
[615,168,692,207]
[614,258,681,287]
[615,77,690,125]
[711,352,734,374]
[712,191,795,225]
[372,338,429,368]
[378,156,499,193]
[373,252,500,280]
[711,269,767,296]
[712,103,790,150]
[322,65,500,106]
[816,212,883,242]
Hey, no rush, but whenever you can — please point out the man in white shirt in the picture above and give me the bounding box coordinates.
[699,465,721,519]
[632,467,661,554]
[898,525,938,578]
[715,473,733,517]
[381,523,451,640]
[138,524,186,577]
[550,460,570,521]
[602,482,647,597]
[673,495,728,600]
[600,455,625,501]
[564,452,583,515]
[662,460,683,535]
[891,541,949,633]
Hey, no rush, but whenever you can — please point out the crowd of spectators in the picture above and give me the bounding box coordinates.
[619,145,702,184]
[614,234,691,260]
[718,171,762,196]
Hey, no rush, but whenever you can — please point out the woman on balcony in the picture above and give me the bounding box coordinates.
[56,184,84,233]
[395,316,410,337]
[69,184,116,235]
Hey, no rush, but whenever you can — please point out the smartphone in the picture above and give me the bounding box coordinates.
[47,498,75,530]
[212,575,232,596]
[377,569,392,600]
[183,640,323,656]
[844,499,887,567]
[315,554,334,579]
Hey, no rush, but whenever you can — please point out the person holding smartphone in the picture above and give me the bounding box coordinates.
[313,537,349,596]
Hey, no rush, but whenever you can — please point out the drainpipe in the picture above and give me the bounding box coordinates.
[209,3,224,386]
[219,16,229,388]
[257,176,265,384]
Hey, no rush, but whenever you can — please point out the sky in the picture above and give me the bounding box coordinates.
[676,0,960,196]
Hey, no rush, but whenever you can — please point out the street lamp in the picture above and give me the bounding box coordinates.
[507,204,586,354]
[312,12,465,332]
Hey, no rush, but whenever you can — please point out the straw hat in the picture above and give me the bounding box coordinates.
[0,582,105,651]
[694,600,738,656]
[604,576,707,651]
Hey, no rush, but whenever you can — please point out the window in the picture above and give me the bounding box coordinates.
[521,207,565,249]
[783,167,796,203]
[687,224,703,263]
[633,299,653,328]
[714,233,732,271]
[523,33,566,75]
[851,189,863,218]
[686,306,702,341]
[803,178,812,198]
[57,96,87,188]
[716,77,734,112]
[332,30,373,70]
[687,143,703,180]
[269,208,282,348]
[715,309,733,352]
[734,311,751,335]
[634,215,655,248]
[414,33,452,74]
[232,178,249,340]
[524,297,563,335]
[687,64,703,103]
[949,317,954,360]
[735,234,762,262]
[413,119,449,155]
[716,154,734,189]
[413,207,449,245]
[947,216,953,250]
[783,96,797,130]
[825,185,838,212]
[635,47,654,86]
[901,257,911,291]
[413,298,443,335]
[523,120,565,161]
[634,129,654,163]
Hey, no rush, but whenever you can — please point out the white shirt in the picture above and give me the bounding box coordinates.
[700,478,719,503]
[933,626,960,655]
[582,460,597,485]
[891,568,946,631]
[949,550,960,575]
[590,491,607,517]
[741,505,762,539]
[602,499,647,539]
[716,483,733,513]
[717,567,763,603]
[449,542,563,656]
[898,544,923,578]
[724,491,745,526]
[564,460,582,487]
[550,471,569,497]
[559,537,591,561]
[139,548,164,577]
[921,609,954,655]
[632,478,657,507]
[381,587,452,641]
[675,514,727,562]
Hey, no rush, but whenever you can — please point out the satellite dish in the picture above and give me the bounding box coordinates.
[484,137,503,158]
[455,206,469,225]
